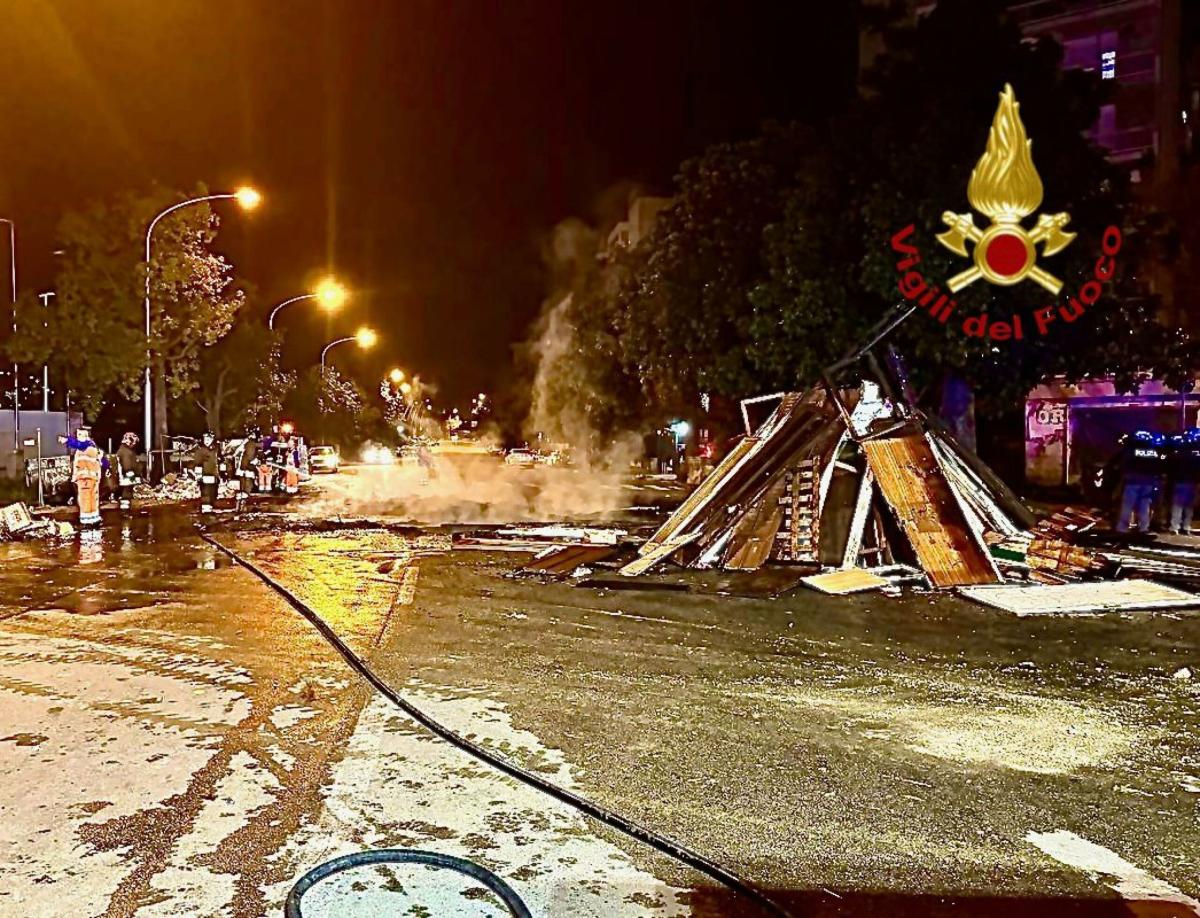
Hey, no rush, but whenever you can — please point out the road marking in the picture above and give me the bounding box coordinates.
[1026,830,1200,915]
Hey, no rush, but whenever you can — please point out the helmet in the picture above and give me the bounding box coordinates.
[202,431,216,446]
[1134,430,1154,443]
[1185,427,1200,442]
[76,426,91,440]
[122,432,139,448]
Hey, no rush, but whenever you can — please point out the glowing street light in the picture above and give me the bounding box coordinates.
[321,326,377,372]
[399,381,412,396]
[268,276,347,329]
[144,186,261,463]
[388,368,405,385]
[234,186,262,210]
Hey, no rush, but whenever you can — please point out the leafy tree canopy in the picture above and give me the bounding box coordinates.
[8,184,246,419]
[555,0,1189,434]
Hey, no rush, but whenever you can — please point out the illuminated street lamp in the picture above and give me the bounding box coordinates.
[388,368,405,385]
[143,186,260,465]
[321,326,377,373]
[268,277,348,330]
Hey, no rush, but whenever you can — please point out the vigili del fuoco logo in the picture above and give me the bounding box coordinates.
[890,84,1122,342]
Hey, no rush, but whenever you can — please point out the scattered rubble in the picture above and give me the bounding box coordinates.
[0,503,74,541]
[608,371,1200,614]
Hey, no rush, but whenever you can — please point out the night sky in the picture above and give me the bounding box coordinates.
[0,0,857,408]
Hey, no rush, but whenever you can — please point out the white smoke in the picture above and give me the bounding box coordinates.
[291,199,650,527]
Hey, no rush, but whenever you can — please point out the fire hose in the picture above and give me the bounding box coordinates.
[284,849,532,918]
[200,534,792,918]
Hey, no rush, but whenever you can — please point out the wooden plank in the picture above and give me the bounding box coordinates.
[620,531,700,577]
[801,568,889,594]
[638,436,757,556]
[723,476,787,570]
[862,435,1000,588]
[523,544,617,576]
[841,469,875,569]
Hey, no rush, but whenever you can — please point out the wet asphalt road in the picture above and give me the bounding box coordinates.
[0,468,1198,917]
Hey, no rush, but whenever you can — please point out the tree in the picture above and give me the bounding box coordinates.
[8,185,245,441]
[191,325,293,437]
[284,366,392,452]
[577,0,1190,447]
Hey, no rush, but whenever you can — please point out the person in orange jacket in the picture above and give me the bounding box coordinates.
[72,444,103,529]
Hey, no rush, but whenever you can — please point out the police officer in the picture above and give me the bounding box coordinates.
[192,431,221,513]
[1167,428,1200,534]
[1115,430,1168,533]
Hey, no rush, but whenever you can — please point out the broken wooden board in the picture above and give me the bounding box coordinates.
[723,474,787,571]
[620,531,700,577]
[841,469,875,569]
[523,544,618,577]
[959,579,1200,615]
[801,568,890,594]
[862,435,1000,588]
[638,436,756,556]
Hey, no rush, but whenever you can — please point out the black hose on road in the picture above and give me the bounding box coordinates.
[201,534,793,918]
[284,848,532,918]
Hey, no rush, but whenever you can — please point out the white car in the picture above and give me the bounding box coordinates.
[309,445,340,473]
[504,448,538,468]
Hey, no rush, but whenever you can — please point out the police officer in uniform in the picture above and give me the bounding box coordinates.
[1167,428,1200,534]
[1115,430,1168,533]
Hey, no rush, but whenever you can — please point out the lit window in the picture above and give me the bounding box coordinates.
[1101,50,1116,79]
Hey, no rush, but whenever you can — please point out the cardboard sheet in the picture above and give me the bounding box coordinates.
[960,579,1200,615]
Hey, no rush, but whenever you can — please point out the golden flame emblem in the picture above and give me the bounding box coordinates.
[937,84,1074,294]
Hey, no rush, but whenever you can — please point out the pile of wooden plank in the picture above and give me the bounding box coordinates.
[620,381,1036,591]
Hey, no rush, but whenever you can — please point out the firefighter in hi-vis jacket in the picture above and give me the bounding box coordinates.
[192,431,222,513]
[72,444,103,529]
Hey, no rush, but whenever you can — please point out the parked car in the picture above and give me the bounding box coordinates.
[504,448,538,468]
[309,445,340,474]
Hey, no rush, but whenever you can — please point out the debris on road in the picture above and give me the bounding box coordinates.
[958,579,1200,616]
[623,381,1022,588]
[496,525,626,545]
[801,568,891,595]
[609,376,1200,612]
[522,544,617,577]
[0,502,74,540]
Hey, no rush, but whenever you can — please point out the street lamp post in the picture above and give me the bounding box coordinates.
[0,219,16,452]
[321,327,377,373]
[268,278,346,330]
[38,292,53,412]
[143,187,259,472]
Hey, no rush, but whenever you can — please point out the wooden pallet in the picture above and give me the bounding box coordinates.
[775,457,821,563]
